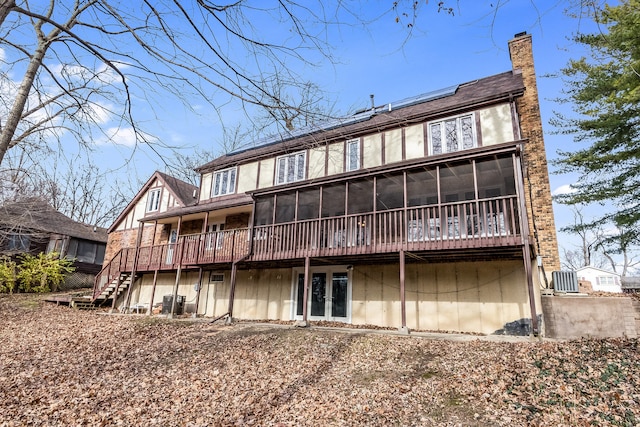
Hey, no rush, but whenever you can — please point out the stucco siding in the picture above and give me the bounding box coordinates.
[385,128,403,164]
[258,159,275,189]
[404,124,425,160]
[237,161,259,194]
[479,103,514,146]
[362,133,383,168]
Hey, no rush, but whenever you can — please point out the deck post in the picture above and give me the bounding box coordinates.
[147,269,159,316]
[168,217,184,319]
[193,267,204,318]
[110,274,123,313]
[302,256,310,325]
[399,250,408,333]
[514,151,539,336]
[226,261,239,324]
[123,222,144,312]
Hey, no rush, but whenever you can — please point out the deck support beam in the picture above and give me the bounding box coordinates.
[399,250,408,333]
[110,274,123,313]
[193,267,204,318]
[168,217,184,319]
[302,256,310,324]
[123,222,144,312]
[226,262,239,324]
[147,269,159,316]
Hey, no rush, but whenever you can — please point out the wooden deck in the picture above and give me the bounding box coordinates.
[94,197,523,299]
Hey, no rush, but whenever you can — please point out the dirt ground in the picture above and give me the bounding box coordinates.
[1,293,639,426]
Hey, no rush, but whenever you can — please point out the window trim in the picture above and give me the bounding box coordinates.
[275,151,307,185]
[427,113,477,156]
[146,188,161,213]
[211,167,237,197]
[346,139,360,172]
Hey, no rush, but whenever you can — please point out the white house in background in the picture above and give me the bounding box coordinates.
[576,266,622,293]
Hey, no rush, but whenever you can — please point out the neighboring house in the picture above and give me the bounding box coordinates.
[98,33,560,336]
[0,199,108,288]
[621,277,640,294]
[576,266,622,293]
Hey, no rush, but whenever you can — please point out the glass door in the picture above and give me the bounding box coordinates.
[295,270,350,321]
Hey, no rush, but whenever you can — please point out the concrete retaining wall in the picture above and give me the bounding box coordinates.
[541,295,638,339]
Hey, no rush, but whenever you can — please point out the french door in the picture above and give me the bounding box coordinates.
[294,269,350,322]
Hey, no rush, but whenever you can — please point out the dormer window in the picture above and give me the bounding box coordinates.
[146,189,161,212]
[428,114,476,155]
[276,151,306,185]
[211,167,237,197]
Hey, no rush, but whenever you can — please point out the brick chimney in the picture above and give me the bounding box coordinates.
[508,32,560,274]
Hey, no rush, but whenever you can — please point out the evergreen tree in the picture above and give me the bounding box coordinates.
[554,0,640,245]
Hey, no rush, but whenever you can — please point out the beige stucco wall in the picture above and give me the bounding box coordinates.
[237,162,259,194]
[122,260,535,336]
[385,128,403,164]
[258,159,275,189]
[362,134,382,168]
[479,103,514,146]
[308,146,326,179]
[327,142,344,176]
[351,260,531,334]
[404,123,425,160]
[200,173,213,201]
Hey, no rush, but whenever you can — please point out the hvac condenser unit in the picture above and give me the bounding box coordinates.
[552,271,579,293]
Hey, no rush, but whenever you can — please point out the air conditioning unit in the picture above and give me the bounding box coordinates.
[552,271,579,293]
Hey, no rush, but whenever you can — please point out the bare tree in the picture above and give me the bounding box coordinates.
[597,226,640,277]
[0,1,423,171]
[0,149,132,227]
[559,207,606,269]
[560,206,640,276]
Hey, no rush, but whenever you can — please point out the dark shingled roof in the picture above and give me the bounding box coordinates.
[107,171,199,233]
[155,171,199,207]
[196,70,525,173]
[0,200,108,243]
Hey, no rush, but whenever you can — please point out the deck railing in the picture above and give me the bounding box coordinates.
[251,196,521,260]
[99,196,522,283]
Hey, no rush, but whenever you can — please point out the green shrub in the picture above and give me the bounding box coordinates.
[0,257,17,293]
[16,252,75,293]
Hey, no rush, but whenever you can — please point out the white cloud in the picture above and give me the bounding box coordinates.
[99,127,138,146]
[552,184,578,196]
[97,126,158,147]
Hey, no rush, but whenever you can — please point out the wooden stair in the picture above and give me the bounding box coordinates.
[92,273,134,306]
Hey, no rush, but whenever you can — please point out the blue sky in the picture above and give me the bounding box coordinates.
[24,1,604,254]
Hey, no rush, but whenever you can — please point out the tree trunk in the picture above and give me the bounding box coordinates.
[0,0,15,28]
[0,38,48,167]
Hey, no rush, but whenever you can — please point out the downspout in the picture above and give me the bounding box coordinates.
[514,147,539,336]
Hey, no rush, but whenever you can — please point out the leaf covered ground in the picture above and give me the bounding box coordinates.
[1,294,639,426]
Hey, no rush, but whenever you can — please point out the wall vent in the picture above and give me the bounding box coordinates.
[552,271,579,293]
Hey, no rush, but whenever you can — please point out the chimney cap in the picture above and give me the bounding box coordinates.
[514,31,527,38]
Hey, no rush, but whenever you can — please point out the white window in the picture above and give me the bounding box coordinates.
[211,167,237,197]
[346,139,360,171]
[597,276,616,287]
[428,114,476,155]
[276,151,306,185]
[146,189,161,212]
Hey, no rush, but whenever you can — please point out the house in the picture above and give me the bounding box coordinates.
[98,33,560,336]
[576,266,622,293]
[0,199,108,288]
[621,277,640,294]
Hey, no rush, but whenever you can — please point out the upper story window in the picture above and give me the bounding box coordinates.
[146,188,161,212]
[428,114,476,155]
[346,139,360,171]
[276,151,306,185]
[212,167,237,197]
